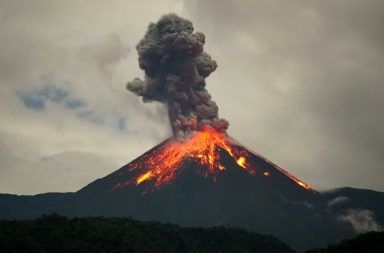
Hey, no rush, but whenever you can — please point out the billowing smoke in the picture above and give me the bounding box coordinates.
[127,14,228,139]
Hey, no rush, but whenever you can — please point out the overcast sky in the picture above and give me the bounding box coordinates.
[0,0,383,194]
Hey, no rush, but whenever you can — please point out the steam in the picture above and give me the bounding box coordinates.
[327,196,350,207]
[339,209,382,233]
[127,14,228,139]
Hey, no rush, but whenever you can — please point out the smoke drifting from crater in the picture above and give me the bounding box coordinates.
[127,14,228,139]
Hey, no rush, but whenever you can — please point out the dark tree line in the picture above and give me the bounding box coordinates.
[0,214,294,253]
[1,214,382,253]
[306,231,384,253]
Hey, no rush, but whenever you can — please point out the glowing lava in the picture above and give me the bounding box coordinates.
[113,127,313,192]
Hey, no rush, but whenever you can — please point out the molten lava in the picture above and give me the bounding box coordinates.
[113,127,313,192]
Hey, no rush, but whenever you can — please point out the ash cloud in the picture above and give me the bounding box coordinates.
[127,14,228,139]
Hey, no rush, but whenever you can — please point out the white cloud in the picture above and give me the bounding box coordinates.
[339,209,382,233]
[327,196,350,207]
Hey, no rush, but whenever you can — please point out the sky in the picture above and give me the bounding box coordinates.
[0,0,383,195]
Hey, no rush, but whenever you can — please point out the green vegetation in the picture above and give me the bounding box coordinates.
[0,214,294,253]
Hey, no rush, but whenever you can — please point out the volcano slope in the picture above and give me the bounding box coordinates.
[71,136,354,250]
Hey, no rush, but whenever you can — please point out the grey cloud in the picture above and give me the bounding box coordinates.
[0,0,180,194]
[0,0,383,194]
[79,34,128,71]
[183,0,384,191]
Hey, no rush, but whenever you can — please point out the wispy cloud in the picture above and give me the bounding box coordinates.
[327,196,350,207]
[18,83,129,131]
[339,209,382,233]
[117,117,126,130]
[65,98,86,110]
[20,92,46,111]
[76,109,105,125]
[19,85,76,111]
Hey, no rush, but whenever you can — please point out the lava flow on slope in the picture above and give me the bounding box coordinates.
[113,127,313,192]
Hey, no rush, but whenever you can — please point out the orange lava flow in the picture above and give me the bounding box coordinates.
[114,127,253,189]
[114,127,314,191]
[238,146,314,191]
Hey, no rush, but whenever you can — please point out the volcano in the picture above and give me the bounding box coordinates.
[0,14,374,251]
[53,128,350,250]
[0,128,370,250]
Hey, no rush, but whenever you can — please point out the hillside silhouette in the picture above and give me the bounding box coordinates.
[0,214,294,253]
[306,231,384,253]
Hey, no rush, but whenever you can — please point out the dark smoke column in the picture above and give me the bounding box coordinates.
[127,14,228,139]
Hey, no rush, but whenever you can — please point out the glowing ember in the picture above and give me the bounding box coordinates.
[136,172,153,185]
[236,157,247,168]
[297,181,312,190]
[113,127,313,192]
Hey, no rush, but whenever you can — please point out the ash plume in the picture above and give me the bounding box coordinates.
[127,14,228,139]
